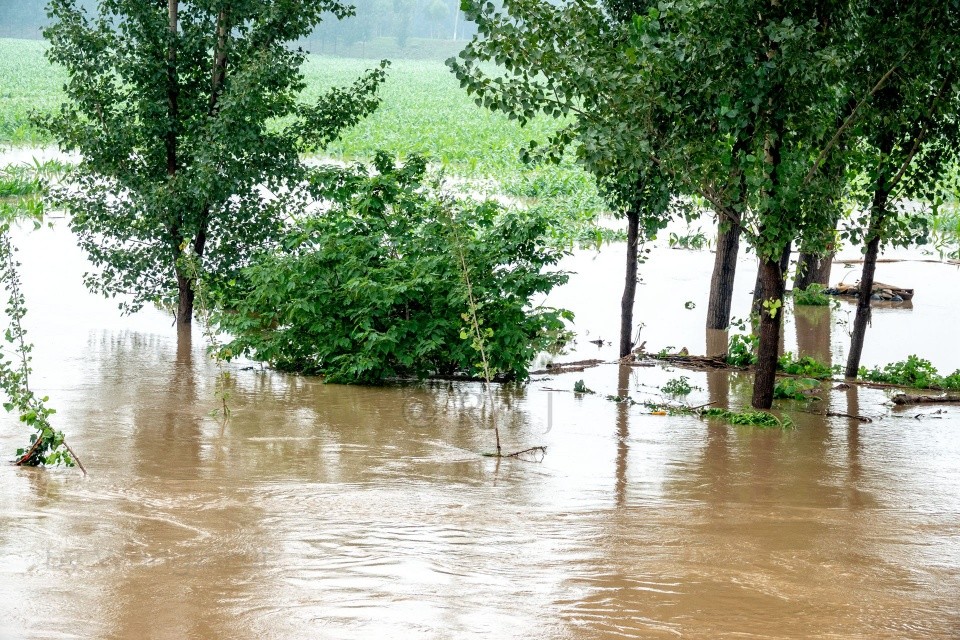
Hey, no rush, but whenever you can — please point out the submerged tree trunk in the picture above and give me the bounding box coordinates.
[794,250,833,290]
[706,216,741,330]
[752,255,786,409]
[619,209,640,358]
[844,200,887,377]
[177,271,195,327]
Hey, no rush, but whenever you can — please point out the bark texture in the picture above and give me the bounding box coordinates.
[619,210,640,358]
[706,218,741,330]
[751,256,786,409]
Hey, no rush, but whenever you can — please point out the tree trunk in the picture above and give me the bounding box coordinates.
[844,207,886,377]
[705,216,741,330]
[209,8,229,115]
[752,241,791,316]
[752,255,786,409]
[794,250,833,290]
[619,209,640,358]
[177,270,194,328]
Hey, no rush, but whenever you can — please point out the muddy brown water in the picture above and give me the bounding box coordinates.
[1,222,960,639]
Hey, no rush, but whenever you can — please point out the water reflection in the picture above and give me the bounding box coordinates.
[795,305,832,364]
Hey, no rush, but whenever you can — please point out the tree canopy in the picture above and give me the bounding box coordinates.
[40,0,388,327]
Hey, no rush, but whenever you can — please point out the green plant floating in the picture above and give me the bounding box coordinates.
[662,376,696,396]
[777,353,833,379]
[573,379,594,394]
[701,408,793,429]
[773,377,821,400]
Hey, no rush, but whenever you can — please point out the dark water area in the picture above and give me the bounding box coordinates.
[1,223,959,639]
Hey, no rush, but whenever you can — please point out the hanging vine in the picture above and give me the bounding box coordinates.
[0,224,84,472]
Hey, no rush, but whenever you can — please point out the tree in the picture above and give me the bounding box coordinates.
[40,0,387,333]
[450,0,677,359]
[632,0,853,408]
[837,1,960,377]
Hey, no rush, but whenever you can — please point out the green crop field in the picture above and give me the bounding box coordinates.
[0,37,614,243]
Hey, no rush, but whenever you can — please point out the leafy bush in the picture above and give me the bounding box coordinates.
[777,353,833,379]
[793,283,831,306]
[214,154,572,384]
[727,332,757,366]
[858,354,952,389]
[942,370,960,391]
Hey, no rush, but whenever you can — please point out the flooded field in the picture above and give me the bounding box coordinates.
[1,222,959,639]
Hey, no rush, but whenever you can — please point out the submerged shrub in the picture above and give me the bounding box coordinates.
[727,332,757,367]
[661,376,695,396]
[214,154,572,384]
[777,353,833,379]
[793,283,831,306]
[773,377,820,400]
[859,354,949,389]
[701,408,793,429]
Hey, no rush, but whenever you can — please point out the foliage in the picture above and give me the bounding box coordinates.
[777,353,834,380]
[0,225,75,467]
[661,376,695,397]
[0,159,67,223]
[668,229,710,251]
[643,401,697,416]
[701,408,793,429]
[858,354,960,391]
[726,333,757,367]
[39,1,388,324]
[213,154,572,384]
[573,379,594,394]
[449,0,676,235]
[926,200,960,261]
[834,2,960,254]
[793,283,831,306]
[773,377,820,401]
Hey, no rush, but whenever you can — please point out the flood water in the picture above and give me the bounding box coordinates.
[2,221,960,639]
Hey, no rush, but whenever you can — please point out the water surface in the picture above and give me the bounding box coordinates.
[1,223,959,639]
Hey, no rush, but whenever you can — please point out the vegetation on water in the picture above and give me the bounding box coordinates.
[214,154,572,384]
[701,408,793,430]
[726,332,757,367]
[777,353,834,380]
[792,283,832,307]
[0,160,67,222]
[668,228,711,251]
[2,0,960,460]
[661,376,695,397]
[773,377,821,401]
[573,380,594,394]
[858,355,960,391]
